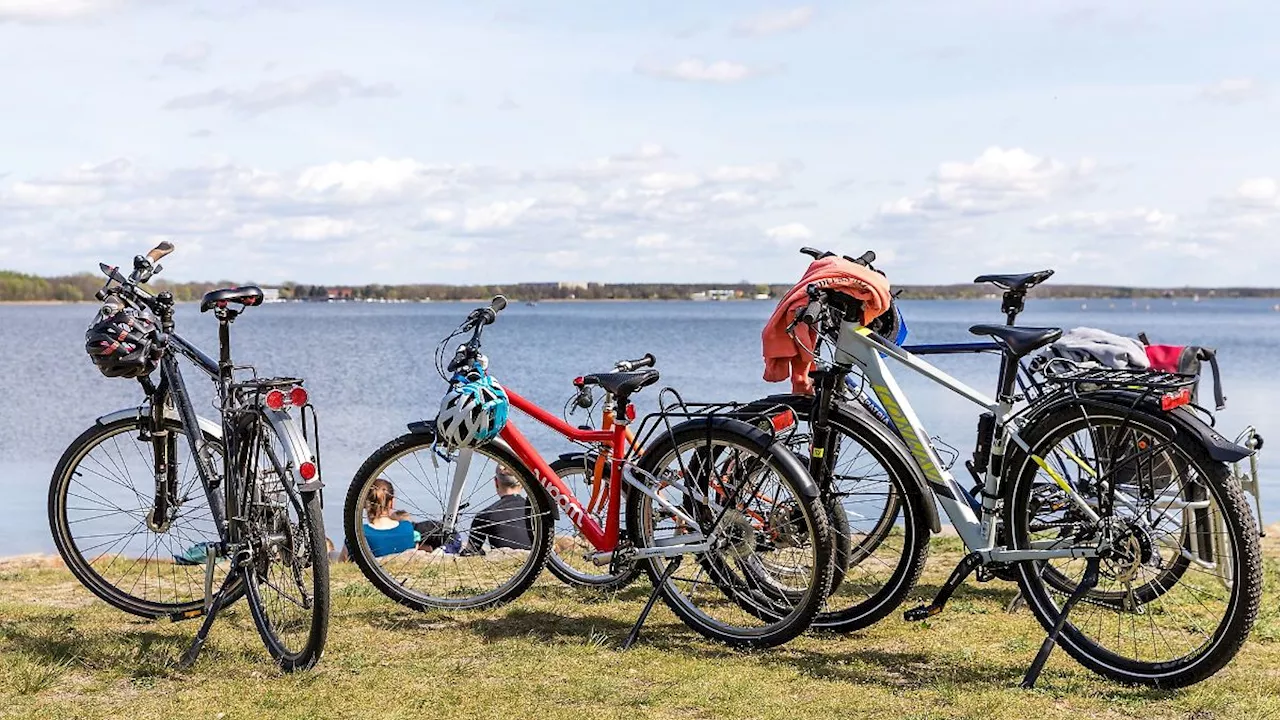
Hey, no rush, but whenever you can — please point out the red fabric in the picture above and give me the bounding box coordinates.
[761,256,893,394]
[1145,345,1184,373]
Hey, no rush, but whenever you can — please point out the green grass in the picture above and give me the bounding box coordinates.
[2,535,1278,720]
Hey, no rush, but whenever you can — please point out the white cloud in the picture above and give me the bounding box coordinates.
[1200,78,1264,105]
[709,163,789,184]
[766,223,813,243]
[638,171,702,192]
[0,0,121,23]
[732,7,815,37]
[635,233,669,248]
[1233,177,1279,206]
[635,58,763,84]
[856,147,1097,238]
[463,199,537,232]
[1031,208,1177,237]
[165,71,398,116]
[295,158,443,204]
[162,42,212,72]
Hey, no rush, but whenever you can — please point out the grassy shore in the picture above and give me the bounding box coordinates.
[2,534,1278,720]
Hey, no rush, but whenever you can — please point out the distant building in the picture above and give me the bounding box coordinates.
[690,289,737,301]
[557,281,589,291]
[262,288,282,303]
[327,287,354,301]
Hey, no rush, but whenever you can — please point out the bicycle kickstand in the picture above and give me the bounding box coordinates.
[1021,556,1101,689]
[177,566,242,669]
[622,557,683,650]
[904,552,982,621]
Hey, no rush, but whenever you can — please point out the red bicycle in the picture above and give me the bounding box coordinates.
[343,297,834,648]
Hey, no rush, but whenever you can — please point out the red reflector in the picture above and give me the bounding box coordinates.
[264,389,286,410]
[1162,388,1192,411]
[770,409,797,432]
[299,462,318,481]
[289,387,309,407]
[625,404,636,421]
[573,376,585,387]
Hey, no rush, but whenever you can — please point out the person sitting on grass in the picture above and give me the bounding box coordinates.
[360,478,417,557]
[465,465,533,554]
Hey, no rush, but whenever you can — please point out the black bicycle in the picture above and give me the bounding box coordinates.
[49,242,329,671]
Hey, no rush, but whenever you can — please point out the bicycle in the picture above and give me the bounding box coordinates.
[49,242,329,670]
[759,246,1262,688]
[343,297,834,648]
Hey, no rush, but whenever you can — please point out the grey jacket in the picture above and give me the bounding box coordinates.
[1046,327,1151,370]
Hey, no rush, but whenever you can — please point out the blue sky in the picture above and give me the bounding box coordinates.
[1,0,1277,286]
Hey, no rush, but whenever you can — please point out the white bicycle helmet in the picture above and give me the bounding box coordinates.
[435,374,509,448]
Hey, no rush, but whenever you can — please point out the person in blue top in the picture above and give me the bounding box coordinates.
[361,478,417,557]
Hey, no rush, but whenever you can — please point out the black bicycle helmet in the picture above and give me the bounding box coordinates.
[85,306,161,378]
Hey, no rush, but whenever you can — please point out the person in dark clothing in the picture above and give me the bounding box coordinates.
[466,465,533,553]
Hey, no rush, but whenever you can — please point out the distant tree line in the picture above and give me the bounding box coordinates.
[2,270,1278,303]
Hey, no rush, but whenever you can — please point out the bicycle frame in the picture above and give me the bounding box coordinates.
[440,386,712,560]
[831,321,1102,563]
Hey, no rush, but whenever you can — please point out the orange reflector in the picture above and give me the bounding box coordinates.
[770,409,797,433]
[1162,388,1192,411]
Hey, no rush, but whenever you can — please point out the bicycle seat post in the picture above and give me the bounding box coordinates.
[214,307,239,376]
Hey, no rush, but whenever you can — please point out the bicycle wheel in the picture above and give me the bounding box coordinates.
[1005,405,1262,688]
[545,454,642,592]
[804,410,931,632]
[239,415,329,671]
[49,415,242,619]
[343,431,553,611]
[626,419,833,649]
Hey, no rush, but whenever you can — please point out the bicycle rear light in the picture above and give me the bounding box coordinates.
[1161,388,1192,411]
[770,409,797,432]
[265,389,286,411]
[289,387,309,407]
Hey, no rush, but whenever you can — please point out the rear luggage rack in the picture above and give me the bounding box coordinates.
[1039,365,1198,393]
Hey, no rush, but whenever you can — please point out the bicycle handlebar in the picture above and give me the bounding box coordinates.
[146,241,175,264]
[798,246,876,267]
[614,353,656,372]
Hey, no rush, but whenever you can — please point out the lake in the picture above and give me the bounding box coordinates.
[2,297,1276,555]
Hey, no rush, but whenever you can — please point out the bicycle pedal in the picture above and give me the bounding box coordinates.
[169,607,206,623]
[904,605,942,622]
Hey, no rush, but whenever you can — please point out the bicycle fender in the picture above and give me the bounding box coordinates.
[1025,390,1252,464]
[661,415,821,501]
[263,409,323,492]
[732,394,942,533]
[96,406,223,440]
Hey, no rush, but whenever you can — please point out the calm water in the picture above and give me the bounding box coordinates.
[2,298,1276,554]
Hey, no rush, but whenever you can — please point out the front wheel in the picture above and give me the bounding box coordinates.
[1005,406,1262,688]
[343,431,554,611]
[49,415,243,619]
[626,420,833,649]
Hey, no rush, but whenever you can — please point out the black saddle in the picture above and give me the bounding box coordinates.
[974,270,1054,292]
[201,286,265,313]
[580,369,660,397]
[969,325,1063,357]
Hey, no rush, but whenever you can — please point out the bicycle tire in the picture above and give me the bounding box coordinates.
[49,415,244,619]
[241,415,329,671]
[545,455,642,592]
[343,431,554,611]
[1005,405,1262,688]
[626,419,833,649]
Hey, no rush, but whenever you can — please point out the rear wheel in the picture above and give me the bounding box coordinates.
[626,420,833,649]
[343,432,553,611]
[240,417,328,671]
[1006,406,1262,688]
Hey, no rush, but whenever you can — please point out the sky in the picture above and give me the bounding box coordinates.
[1,0,1278,287]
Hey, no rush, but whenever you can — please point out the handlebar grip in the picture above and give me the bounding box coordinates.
[799,247,836,260]
[851,250,876,266]
[615,353,656,372]
[147,242,175,263]
[799,299,823,326]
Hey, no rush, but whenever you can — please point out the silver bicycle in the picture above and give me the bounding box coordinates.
[795,247,1262,689]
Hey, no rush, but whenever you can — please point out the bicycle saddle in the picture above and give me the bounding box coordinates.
[580,369,660,397]
[969,325,1063,357]
[201,286,265,313]
[973,270,1054,291]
